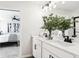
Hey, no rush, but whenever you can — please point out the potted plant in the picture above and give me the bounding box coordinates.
[42,16,53,39]
[42,13,72,40]
[58,16,72,37]
[42,14,60,39]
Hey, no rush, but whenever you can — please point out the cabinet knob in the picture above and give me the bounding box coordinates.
[49,55,54,58]
[49,55,51,58]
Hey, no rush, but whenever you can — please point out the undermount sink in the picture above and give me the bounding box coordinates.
[50,36,79,47]
[42,36,79,47]
[55,40,74,47]
[48,39,75,47]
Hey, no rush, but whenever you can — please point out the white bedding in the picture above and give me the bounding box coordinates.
[0,34,18,43]
[0,34,9,43]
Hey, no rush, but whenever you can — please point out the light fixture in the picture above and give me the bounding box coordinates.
[42,1,65,11]
[62,1,65,4]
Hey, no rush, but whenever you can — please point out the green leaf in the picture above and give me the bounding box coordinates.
[42,14,72,35]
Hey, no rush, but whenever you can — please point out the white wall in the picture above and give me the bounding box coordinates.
[20,3,43,57]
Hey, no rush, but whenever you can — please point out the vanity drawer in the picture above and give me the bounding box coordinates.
[42,42,74,58]
[42,48,58,58]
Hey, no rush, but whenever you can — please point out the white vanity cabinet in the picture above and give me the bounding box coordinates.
[32,36,79,58]
[32,37,42,58]
[42,42,74,58]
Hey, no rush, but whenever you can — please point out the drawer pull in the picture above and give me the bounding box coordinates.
[49,55,54,58]
[34,44,36,50]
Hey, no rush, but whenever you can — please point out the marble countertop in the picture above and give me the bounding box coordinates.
[33,36,79,56]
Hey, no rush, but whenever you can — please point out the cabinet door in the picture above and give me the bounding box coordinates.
[36,45,41,58]
[42,48,58,58]
[32,38,41,58]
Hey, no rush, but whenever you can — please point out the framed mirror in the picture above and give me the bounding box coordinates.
[72,16,79,37]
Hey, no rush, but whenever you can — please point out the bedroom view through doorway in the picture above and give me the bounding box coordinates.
[0,9,20,58]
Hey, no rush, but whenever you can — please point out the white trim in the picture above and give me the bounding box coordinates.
[0,9,20,12]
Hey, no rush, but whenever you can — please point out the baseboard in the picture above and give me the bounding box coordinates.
[20,54,33,58]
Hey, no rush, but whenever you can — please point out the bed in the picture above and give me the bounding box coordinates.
[0,34,19,47]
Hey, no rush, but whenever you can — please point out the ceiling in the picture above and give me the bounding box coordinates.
[55,1,79,12]
[0,1,78,13]
[0,1,43,10]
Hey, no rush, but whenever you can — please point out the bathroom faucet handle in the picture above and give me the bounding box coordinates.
[70,37,74,40]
